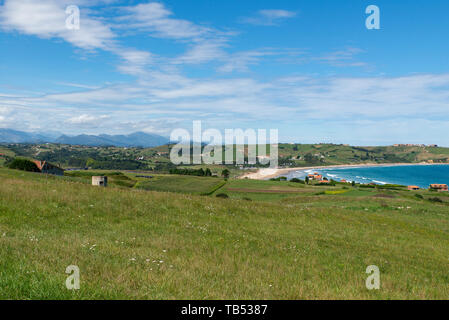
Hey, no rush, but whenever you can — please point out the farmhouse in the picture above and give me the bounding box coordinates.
[307,173,323,181]
[408,186,420,191]
[429,184,448,192]
[33,160,64,176]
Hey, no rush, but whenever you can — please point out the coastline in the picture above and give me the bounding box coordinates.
[239,162,449,180]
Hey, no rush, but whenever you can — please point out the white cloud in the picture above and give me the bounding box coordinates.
[242,9,297,26]
[285,74,449,119]
[66,114,109,124]
[0,0,153,76]
[260,10,296,19]
[218,49,278,73]
[313,47,367,67]
[174,40,227,64]
[4,73,449,125]
[1,2,449,145]
[2,72,449,144]
[118,2,233,68]
[0,106,11,115]
[57,82,101,90]
[118,2,211,40]
[0,0,115,50]
[116,49,154,75]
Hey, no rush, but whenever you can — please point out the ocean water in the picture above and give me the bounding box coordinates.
[286,165,449,188]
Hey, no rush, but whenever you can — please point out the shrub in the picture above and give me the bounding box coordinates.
[429,197,443,203]
[290,178,305,184]
[414,194,424,199]
[169,168,208,176]
[8,158,40,172]
[271,176,288,182]
[359,184,375,189]
[221,169,230,179]
[216,193,229,199]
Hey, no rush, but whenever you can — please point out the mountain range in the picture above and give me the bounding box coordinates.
[0,128,169,148]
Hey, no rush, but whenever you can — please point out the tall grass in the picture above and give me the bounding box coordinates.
[1,168,449,299]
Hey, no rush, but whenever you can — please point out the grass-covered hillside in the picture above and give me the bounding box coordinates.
[277,144,449,167]
[2,143,449,173]
[1,168,449,299]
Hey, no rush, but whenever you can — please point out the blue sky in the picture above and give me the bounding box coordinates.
[1,0,449,145]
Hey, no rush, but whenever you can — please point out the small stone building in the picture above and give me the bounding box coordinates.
[92,176,108,187]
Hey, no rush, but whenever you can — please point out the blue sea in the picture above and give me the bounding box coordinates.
[286,165,449,188]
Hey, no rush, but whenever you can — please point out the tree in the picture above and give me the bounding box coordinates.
[8,158,40,172]
[221,169,230,179]
[305,176,310,184]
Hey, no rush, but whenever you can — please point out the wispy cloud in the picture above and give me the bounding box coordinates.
[116,49,154,75]
[117,2,233,68]
[173,40,228,65]
[57,82,101,90]
[313,47,367,67]
[0,0,158,76]
[241,9,297,26]
[117,2,212,40]
[65,113,110,126]
[218,49,288,73]
[3,73,449,131]
[2,1,448,144]
[0,0,115,50]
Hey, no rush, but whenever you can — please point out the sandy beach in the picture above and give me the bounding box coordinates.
[239,162,449,180]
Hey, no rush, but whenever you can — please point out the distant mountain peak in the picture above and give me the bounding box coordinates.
[56,132,169,147]
[0,128,169,148]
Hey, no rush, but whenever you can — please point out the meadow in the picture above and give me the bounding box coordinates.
[135,175,226,195]
[1,168,449,299]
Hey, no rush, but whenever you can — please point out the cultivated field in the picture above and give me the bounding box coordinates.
[135,175,226,195]
[1,168,449,299]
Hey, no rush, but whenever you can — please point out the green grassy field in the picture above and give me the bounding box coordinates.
[0,146,14,166]
[215,179,313,201]
[135,175,226,195]
[1,168,449,299]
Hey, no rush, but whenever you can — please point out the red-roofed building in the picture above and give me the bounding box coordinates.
[430,184,448,192]
[308,173,323,181]
[33,160,64,176]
